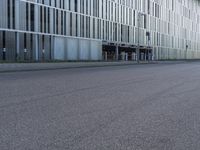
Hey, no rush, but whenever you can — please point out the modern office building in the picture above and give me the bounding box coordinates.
[0,0,200,61]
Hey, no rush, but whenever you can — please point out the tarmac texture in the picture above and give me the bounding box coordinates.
[1,62,200,150]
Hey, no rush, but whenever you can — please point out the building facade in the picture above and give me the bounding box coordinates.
[0,0,200,61]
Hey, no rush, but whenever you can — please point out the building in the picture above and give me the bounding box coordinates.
[0,0,200,61]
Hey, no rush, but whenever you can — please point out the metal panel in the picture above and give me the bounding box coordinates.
[32,34,38,61]
[19,1,26,30]
[66,12,70,36]
[79,39,90,60]
[72,13,77,36]
[50,8,54,34]
[0,0,8,28]
[26,33,33,61]
[44,35,51,60]
[67,38,78,60]
[30,34,35,61]
[54,37,65,60]
[90,40,102,60]
[5,31,16,61]
[19,33,24,60]
[38,34,43,61]
[0,31,2,60]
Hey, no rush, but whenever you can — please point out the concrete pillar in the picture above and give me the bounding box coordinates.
[125,53,128,61]
[105,52,108,61]
[152,49,154,61]
[50,36,54,60]
[15,0,20,30]
[77,0,81,37]
[121,52,125,61]
[148,50,150,61]
[132,52,135,61]
[136,48,140,62]
[88,41,92,60]
[50,8,54,34]
[141,53,144,61]
[15,32,20,61]
[35,34,39,61]
[149,49,152,61]
[145,51,147,61]
[34,1,39,61]
[115,46,119,61]
[34,2,39,32]
[15,0,20,61]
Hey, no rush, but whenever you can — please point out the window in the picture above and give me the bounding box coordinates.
[24,33,26,49]
[8,0,10,29]
[3,31,5,48]
[26,3,29,31]
[75,0,77,12]
[70,13,72,36]
[12,0,15,29]
[40,6,43,32]
[30,4,35,31]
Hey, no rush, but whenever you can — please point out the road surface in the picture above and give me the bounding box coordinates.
[1,62,200,150]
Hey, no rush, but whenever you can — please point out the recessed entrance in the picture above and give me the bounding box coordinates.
[119,47,136,61]
[139,48,153,61]
[102,45,116,61]
[102,44,153,62]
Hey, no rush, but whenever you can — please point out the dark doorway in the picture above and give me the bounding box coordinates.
[119,47,136,61]
[139,48,152,61]
[102,45,116,61]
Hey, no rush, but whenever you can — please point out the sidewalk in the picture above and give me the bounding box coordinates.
[0,61,156,73]
[0,60,189,73]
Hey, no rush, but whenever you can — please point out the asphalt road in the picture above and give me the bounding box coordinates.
[1,62,200,150]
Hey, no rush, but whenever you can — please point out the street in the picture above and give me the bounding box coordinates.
[1,62,200,150]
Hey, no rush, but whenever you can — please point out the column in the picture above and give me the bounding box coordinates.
[15,0,20,60]
[34,1,39,61]
[115,45,119,61]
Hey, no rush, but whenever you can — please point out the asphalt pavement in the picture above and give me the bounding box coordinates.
[1,62,200,150]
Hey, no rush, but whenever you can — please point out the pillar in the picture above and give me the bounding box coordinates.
[136,47,140,62]
[34,1,39,61]
[15,0,20,61]
[115,45,119,61]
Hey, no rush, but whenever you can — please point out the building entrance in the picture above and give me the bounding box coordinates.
[139,48,153,61]
[119,47,136,61]
[102,45,116,61]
